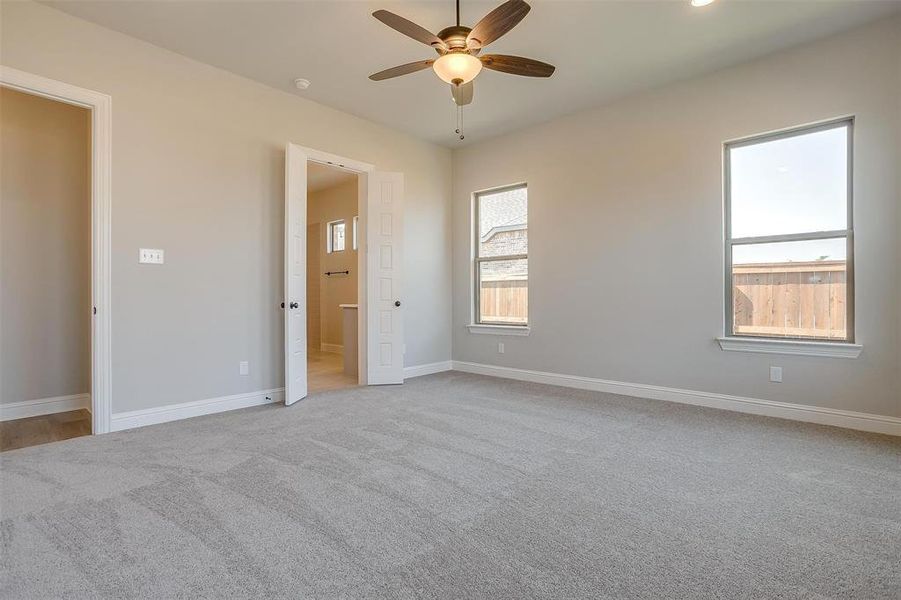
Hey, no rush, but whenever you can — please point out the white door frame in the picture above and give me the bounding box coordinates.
[287,145,374,388]
[0,66,113,434]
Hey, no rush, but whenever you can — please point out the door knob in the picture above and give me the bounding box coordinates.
[290,302,299,309]
[394,300,401,307]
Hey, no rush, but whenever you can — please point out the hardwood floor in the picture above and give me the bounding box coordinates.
[1,351,353,452]
[308,348,358,394]
[0,409,92,452]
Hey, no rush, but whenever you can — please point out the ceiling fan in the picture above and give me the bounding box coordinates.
[369,0,554,132]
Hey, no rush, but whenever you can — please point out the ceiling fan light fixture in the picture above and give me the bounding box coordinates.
[432,52,483,85]
[690,0,716,6]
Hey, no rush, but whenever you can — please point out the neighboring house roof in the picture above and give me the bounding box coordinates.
[479,187,527,238]
[481,223,527,243]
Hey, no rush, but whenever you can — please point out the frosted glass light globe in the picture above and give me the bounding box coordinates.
[433,53,483,85]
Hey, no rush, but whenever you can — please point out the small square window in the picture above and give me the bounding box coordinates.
[327,220,345,253]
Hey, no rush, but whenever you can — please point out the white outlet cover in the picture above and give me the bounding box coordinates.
[139,248,164,264]
[239,361,249,376]
[769,366,783,383]
[498,342,505,354]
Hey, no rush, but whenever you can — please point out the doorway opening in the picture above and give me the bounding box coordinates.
[284,144,404,405]
[0,67,112,439]
[0,87,92,450]
[306,162,360,394]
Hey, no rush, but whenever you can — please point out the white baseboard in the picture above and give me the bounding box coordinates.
[404,360,454,379]
[1,394,91,421]
[452,361,901,436]
[110,388,284,432]
[320,343,343,354]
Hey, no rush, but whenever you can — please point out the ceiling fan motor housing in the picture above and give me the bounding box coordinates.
[437,26,473,51]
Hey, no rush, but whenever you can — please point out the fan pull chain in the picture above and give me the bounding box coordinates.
[455,105,465,140]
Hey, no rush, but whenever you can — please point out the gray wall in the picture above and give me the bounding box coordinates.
[452,16,901,418]
[1,87,92,404]
[1,1,453,414]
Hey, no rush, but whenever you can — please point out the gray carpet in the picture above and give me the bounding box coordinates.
[1,372,899,599]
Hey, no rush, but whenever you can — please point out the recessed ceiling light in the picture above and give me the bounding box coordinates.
[294,78,311,90]
[691,0,716,6]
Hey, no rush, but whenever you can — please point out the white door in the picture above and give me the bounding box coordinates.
[366,172,404,385]
[284,143,307,405]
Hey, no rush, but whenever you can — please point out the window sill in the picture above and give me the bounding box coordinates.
[468,324,530,336]
[716,337,862,359]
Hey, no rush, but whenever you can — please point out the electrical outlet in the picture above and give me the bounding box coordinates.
[769,366,783,383]
[498,342,505,354]
[139,248,164,264]
[239,361,249,376]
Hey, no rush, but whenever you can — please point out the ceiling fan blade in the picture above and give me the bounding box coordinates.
[372,10,448,51]
[466,0,531,50]
[480,54,555,77]
[369,60,435,81]
[451,82,474,106]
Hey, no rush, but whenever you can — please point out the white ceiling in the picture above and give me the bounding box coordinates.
[308,161,357,193]
[42,0,900,147]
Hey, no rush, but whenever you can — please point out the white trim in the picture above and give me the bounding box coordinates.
[717,337,862,358]
[292,145,374,174]
[320,343,344,354]
[451,361,900,436]
[0,67,113,434]
[467,324,530,336]
[404,361,453,379]
[0,394,91,421]
[110,388,284,432]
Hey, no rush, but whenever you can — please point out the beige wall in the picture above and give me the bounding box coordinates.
[1,87,91,404]
[308,177,359,350]
[452,16,901,418]
[1,1,452,414]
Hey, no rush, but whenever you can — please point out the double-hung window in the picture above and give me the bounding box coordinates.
[725,119,853,342]
[474,184,528,326]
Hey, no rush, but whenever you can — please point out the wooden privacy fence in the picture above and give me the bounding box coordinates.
[733,260,846,340]
[480,261,847,338]
[480,278,528,324]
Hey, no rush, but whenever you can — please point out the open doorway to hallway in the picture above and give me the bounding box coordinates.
[0,87,92,450]
[306,162,360,394]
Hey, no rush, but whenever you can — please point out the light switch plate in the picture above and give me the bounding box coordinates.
[769,366,783,383]
[139,248,164,264]
[239,361,249,376]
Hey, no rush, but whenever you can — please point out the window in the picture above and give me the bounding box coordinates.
[474,184,528,326]
[725,119,853,342]
[352,216,359,250]
[327,219,345,253]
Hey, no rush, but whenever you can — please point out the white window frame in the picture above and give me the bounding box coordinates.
[352,215,359,250]
[471,183,529,332]
[720,117,861,357]
[326,219,346,253]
